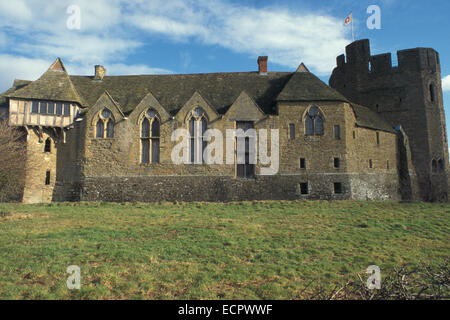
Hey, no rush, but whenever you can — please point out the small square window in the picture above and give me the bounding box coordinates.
[334,157,340,169]
[300,158,306,169]
[300,183,309,195]
[334,183,343,194]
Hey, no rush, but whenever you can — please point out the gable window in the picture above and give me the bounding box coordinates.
[334,125,341,139]
[140,109,160,164]
[188,107,207,164]
[305,106,324,136]
[289,124,295,140]
[44,138,51,153]
[95,108,114,139]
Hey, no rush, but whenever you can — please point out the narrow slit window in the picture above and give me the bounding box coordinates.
[44,138,51,153]
[369,159,373,169]
[289,124,295,140]
[334,125,341,140]
[430,84,436,102]
[45,170,51,185]
[300,158,306,169]
[376,132,380,145]
[334,157,340,169]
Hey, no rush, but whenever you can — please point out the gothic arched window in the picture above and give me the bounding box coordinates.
[305,106,324,136]
[188,107,208,164]
[140,109,160,164]
[95,109,114,139]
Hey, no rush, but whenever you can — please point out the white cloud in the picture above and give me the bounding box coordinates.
[0,0,351,93]
[442,75,450,92]
[105,63,172,75]
[126,0,349,74]
[0,55,50,91]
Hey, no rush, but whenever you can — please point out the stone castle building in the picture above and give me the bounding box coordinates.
[0,39,448,203]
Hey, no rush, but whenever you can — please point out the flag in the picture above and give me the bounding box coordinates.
[344,13,352,26]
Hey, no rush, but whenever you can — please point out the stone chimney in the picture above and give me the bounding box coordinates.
[94,65,106,80]
[258,56,268,75]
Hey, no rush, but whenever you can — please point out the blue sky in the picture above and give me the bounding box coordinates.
[1,0,449,132]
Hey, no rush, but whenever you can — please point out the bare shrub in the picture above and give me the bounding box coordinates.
[0,120,27,202]
[306,260,450,300]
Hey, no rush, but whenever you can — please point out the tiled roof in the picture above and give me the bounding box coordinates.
[0,58,395,133]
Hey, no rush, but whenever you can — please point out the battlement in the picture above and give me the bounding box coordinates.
[334,39,441,75]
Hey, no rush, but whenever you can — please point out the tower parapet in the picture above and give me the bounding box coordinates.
[330,39,448,201]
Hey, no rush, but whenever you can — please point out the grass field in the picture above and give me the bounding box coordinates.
[0,201,448,300]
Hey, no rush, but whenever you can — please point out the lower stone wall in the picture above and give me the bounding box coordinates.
[348,173,400,201]
[53,173,400,202]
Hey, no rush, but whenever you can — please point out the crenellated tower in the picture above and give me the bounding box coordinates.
[330,39,449,201]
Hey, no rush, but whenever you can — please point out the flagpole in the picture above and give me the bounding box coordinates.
[351,17,354,42]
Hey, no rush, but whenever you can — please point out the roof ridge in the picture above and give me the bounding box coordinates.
[69,71,293,78]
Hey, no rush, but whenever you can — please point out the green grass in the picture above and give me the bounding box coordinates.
[0,201,448,300]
